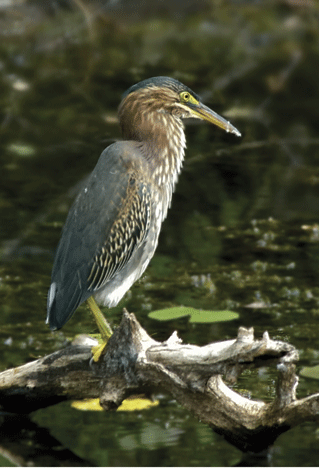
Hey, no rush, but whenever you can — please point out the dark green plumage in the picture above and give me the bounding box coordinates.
[122,76,200,101]
[47,142,152,330]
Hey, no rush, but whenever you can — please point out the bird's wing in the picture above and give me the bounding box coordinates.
[47,142,151,330]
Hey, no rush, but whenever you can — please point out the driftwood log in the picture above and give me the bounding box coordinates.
[0,310,318,454]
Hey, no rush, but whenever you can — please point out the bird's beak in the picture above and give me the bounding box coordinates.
[190,102,241,137]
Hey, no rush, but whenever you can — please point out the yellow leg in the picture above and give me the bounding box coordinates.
[86,296,113,342]
[87,296,113,362]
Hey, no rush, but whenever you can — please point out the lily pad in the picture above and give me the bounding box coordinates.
[300,365,319,380]
[117,398,159,412]
[71,397,159,412]
[71,398,103,411]
[148,306,239,323]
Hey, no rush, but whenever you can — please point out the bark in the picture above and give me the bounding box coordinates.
[0,309,317,453]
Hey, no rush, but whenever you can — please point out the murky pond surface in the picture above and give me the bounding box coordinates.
[1,0,319,466]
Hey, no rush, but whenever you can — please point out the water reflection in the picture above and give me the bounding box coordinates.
[0,413,93,467]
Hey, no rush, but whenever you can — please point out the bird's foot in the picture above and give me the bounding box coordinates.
[91,341,108,362]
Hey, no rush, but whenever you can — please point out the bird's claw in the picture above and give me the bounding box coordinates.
[91,342,108,362]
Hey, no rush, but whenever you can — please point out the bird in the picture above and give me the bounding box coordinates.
[46,76,241,340]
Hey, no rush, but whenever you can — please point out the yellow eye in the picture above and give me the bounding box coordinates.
[180,91,199,105]
[180,91,191,102]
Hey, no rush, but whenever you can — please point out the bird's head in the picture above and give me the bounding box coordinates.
[118,76,241,141]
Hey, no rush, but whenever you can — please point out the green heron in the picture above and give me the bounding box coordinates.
[46,76,241,340]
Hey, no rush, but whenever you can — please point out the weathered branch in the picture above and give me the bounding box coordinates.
[0,340,100,413]
[0,310,317,453]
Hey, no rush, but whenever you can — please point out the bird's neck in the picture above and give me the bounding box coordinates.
[139,114,186,223]
[120,106,186,189]
[143,114,186,188]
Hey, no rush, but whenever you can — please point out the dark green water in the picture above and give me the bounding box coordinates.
[1,0,319,466]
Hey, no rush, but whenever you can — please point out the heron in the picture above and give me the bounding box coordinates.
[46,76,241,343]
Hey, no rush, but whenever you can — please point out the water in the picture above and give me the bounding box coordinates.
[1,1,319,466]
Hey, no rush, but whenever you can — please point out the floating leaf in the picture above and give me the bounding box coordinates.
[148,306,239,323]
[71,397,159,412]
[117,398,159,412]
[300,365,319,380]
[71,398,103,411]
[188,309,239,323]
